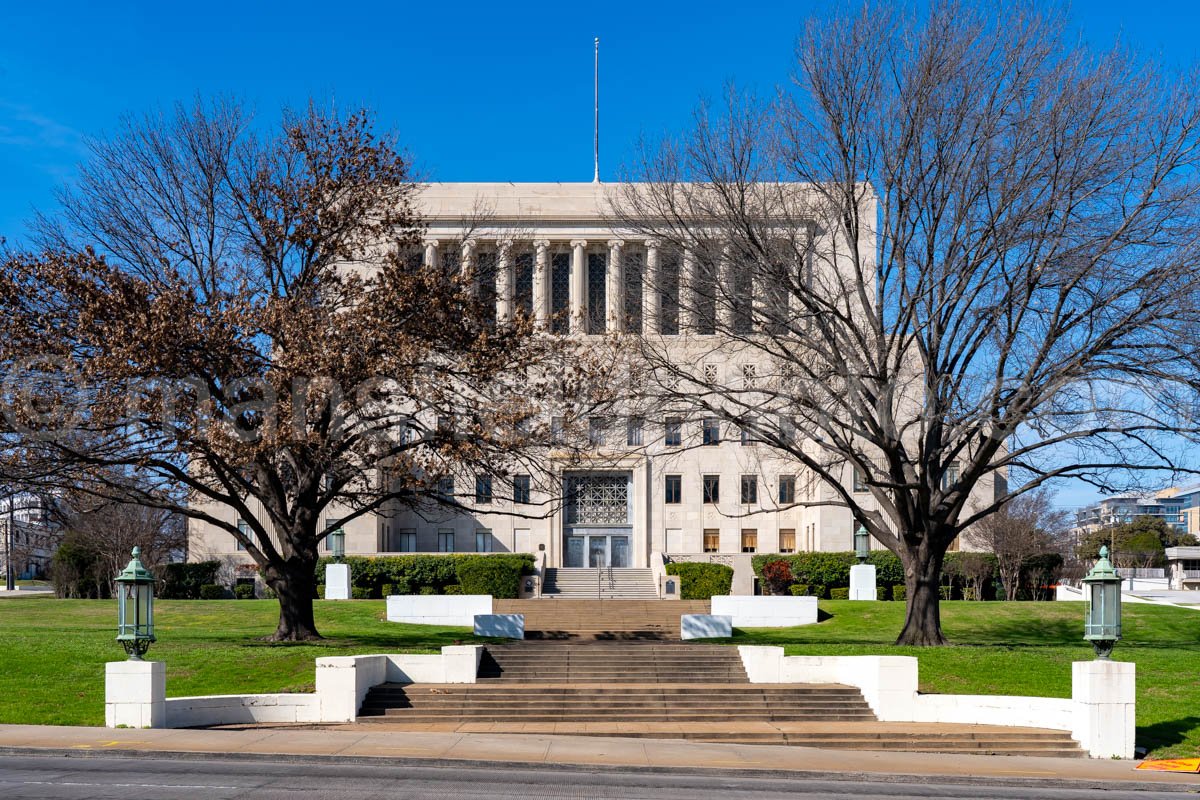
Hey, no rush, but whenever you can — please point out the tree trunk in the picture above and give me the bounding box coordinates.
[263,559,321,641]
[896,544,948,646]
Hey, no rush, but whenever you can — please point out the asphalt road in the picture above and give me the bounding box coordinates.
[0,754,1190,799]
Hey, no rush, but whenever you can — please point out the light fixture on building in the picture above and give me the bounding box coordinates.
[1082,545,1121,660]
[854,525,870,564]
[115,547,156,661]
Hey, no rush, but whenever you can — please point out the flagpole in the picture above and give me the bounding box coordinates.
[593,37,600,184]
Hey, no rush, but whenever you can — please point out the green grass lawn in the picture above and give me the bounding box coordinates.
[0,597,478,727]
[725,600,1200,758]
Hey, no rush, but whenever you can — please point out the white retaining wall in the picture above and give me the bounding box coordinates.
[109,646,483,729]
[386,594,493,626]
[710,595,819,627]
[737,646,1134,758]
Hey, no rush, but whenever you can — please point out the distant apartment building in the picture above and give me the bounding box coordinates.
[0,494,57,581]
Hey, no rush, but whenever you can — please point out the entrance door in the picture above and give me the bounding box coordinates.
[565,536,585,568]
[610,535,630,568]
[588,536,607,568]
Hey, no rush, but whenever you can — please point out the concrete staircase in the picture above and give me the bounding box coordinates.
[477,642,749,683]
[542,568,658,599]
[492,599,711,640]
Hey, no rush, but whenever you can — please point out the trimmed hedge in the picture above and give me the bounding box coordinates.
[199,584,225,600]
[830,587,850,600]
[665,562,734,600]
[159,561,220,599]
[234,583,255,600]
[891,585,906,601]
[752,550,1006,600]
[314,554,535,599]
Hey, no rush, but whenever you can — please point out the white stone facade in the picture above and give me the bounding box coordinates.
[186,183,994,581]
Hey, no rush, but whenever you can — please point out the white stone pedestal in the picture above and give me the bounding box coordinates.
[105,660,165,728]
[849,564,877,600]
[1072,659,1136,758]
[325,563,351,600]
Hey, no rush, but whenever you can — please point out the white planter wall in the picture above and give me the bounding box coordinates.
[386,594,493,626]
[710,595,818,627]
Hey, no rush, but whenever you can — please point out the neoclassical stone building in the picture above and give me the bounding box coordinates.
[187,182,991,592]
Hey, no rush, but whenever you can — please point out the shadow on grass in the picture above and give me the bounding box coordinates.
[1139,716,1200,754]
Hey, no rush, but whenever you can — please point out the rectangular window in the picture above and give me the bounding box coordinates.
[665,417,682,447]
[779,475,796,506]
[703,529,720,553]
[235,518,249,551]
[436,414,453,433]
[588,416,607,446]
[475,474,493,504]
[853,468,868,493]
[398,531,417,553]
[475,530,493,553]
[551,415,565,443]
[740,420,757,446]
[740,475,758,505]
[702,418,720,446]
[437,477,454,500]
[664,474,682,504]
[779,416,796,443]
[513,474,531,505]
[626,417,643,446]
[438,529,455,553]
[741,529,758,553]
[942,461,960,490]
[779,528,796,553]
[703,474,720,504]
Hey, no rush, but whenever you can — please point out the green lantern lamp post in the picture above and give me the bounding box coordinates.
[115,546,156,660]
[854,525,870,564]
[329,528,346,563]
[1082,545,1121,660]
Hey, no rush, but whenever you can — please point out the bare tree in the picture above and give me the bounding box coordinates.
[0,100,603,639]
[614,1,1200,644]
[965,489,1066,601]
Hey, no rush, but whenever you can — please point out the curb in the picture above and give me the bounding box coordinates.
[0,745,1194,793]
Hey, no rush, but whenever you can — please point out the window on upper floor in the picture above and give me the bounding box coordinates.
[626,417,643,447]
[702,418,720,446]
[475,474,493,504]
[779,528,796,553]
[703,475,720,504]
[665,417,682,447]
[741,475,758,505]
[703,529,720,553]
[779,475,796,506]
[853,467,868,493]
[664,474,682,504]
[513,474,531,505]
[588,416,608,446]
[741,529,758,553]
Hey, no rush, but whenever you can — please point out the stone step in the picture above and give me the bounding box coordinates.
[358,712,879,722]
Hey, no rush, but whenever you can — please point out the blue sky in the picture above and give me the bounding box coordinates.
[2,0,1198,506]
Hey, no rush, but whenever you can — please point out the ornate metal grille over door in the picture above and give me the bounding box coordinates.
[564,474,630,525]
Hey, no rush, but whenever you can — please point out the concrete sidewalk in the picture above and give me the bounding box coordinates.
[0,724,1196,790]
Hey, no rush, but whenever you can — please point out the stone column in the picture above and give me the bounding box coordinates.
[679,247,698,333]
[643,239,661,335]
[1072,660,1136,758]
[533,240,551,329]
[496,241,514,325]
[461,239,477,296]
[607,239,625,333]
[717,241,734,332]
[570,239,588,334]
[424,239,440,270]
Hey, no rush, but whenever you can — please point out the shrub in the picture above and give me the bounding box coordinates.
[830,587,850,600]
[665,562,734,600]
[159,561,220,599]
[199,584,225,600]
[418,586,437,595]
[789,583,812,596]
[891,585,906,601]
[760,560,794,595]
[962,586,979,601]
[351,586,371,599]
[261,585,276,599]
[234,583,255,600]
[456,557,523,598]
[867,551,904,587]
[443,584,464,595]
[315,584,325,598]
[810,584,827,599]
[315,553,535,596]
[381,583,395,597]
